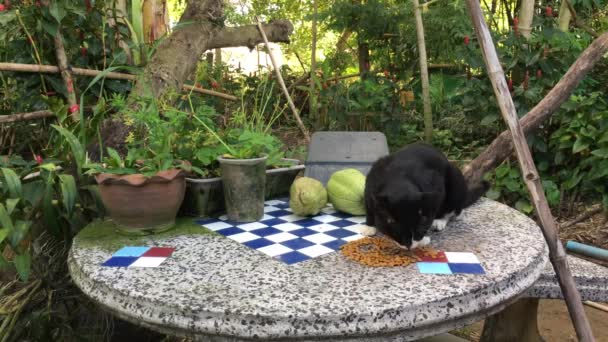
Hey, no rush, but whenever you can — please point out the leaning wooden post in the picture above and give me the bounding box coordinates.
[53,28,79,121]
[464,1,595,341]
[412,0,433,142]
[255,19,311,144]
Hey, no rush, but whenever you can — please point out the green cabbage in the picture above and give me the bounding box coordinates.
[327,168,366,215]
[289,177,328,216]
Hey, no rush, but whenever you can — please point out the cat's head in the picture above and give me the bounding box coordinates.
[375,186,440,248]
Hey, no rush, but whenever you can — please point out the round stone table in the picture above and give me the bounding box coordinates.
[68,198,548,341]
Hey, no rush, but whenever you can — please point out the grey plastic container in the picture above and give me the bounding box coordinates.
[304,131,389,185]
[180,158,304,218]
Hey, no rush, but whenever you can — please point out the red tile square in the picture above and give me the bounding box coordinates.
[142,247,175,257]
[414,249,448,262]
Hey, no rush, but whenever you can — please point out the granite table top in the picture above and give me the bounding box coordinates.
[68,198,549,341]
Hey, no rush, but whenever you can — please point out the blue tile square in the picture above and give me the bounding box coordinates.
[291,218,323,227]
[244,238,275,249]
[276,251,310,265]
[331,211,352,218]
[274,202,291,209]
[329,219,357,228]
[282,238,315,250]
[289,228,319,237]
[323,239,347,250]
[260,218,287,226]
[449,263,485,274]
[102,256,139,267]
[113,246,150,257]
[325,229,357,239]
[215,227,245,237]
[250,227,283,237]
[268,209,292,217]
[417,262,453,274]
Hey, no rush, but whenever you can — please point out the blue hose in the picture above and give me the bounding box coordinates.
[565,240,608,262]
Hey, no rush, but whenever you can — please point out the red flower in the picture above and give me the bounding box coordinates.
[383,70,389,77]
[195,82,202,88]
[69,104,80,113]
[80,47,87,57]
[84,0,91,12]
[67,84,74,93]
[322,83,328,89]
[545,6,553,17]
[211,81,219,89]
[536,69,543,78]
[513,17,519,27]
[543,46,549,59]
[34,154,43,165]
[507,78,513,91]
[35,1,41,7]
[0,3,5,11]
[45,91,56,96]
[523,70,530,90]
[464,35,470,45]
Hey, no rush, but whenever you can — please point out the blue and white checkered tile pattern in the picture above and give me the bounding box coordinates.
[196,199,366,265]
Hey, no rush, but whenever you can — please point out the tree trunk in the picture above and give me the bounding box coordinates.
[517,0,534,38]
[214,48,222,65]
[558,0,572,31]
[336,30,353,54]
[310,0,318,126]
[143,0,170,42]
[412,0,433,142]
[358,39,370,78]
[462,32,608,184]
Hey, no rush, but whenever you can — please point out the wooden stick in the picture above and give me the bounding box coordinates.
[464,1,596,341]
[560,204,602,229]
[52,28,79,121]
[584,301,608,313]
[412,0,433,142]
[0,110,54,124]
[255,19,310,144]
[0,62,237,100]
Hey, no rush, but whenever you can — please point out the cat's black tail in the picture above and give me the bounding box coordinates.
[464,180,491,207]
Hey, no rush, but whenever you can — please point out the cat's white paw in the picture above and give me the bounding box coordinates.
[431,218,448,232]
[358,224,377,236]
[411,236,431,249]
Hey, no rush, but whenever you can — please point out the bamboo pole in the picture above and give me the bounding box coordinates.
[309,0,318,125]
[0,62,237,100]
[412,0,433,142]
[52,28,79,121]
[255,19,310,144]
[517,0,534,38]
[465,1,595,341]
[0,110,54,124]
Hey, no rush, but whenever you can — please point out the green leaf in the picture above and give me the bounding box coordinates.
[22,180,45,206]
[0,228,8,245]
[480,114,498,126]
[41,19,59,37]
[59,174,77,217]
[0,203,14,231]
[591,148,608,158]
[9,220,31,248]
[1,168,22,198]
[572,137,590,153]
[14,253,31,282]
[515,200,534,213]
[106,147,123,167]
[6,198,19,215]
[485,188,501,200]
[495,165,510,178]
[49,2,67,23]
[52,125,85,174]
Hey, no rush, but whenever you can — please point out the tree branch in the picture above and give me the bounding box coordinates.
[207,20,294,50]
[463,32,608,184]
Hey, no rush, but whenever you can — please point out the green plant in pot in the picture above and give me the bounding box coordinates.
[83,95,201,234]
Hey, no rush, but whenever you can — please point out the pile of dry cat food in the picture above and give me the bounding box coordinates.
[341,236,439,267]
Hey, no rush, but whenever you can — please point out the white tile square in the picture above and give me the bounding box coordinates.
[298,245,335,258]
[237,222,268,231]
[203,221,234,231]
[303,233,337,244]
[261,214,274,221]
[313,214,341,223]
[345,216,366,223]
[257,243,292,257]
[445,252,480,264]
[344,224,364,234]
[228,232,260,243]
[265,232,298,243]
[264,199,284,205]
[309,223,339,233]
[130,257,167,267]
[343,234,365,242]
[279,214,307,222]
[264,206,280,213]
[273,222,303,232]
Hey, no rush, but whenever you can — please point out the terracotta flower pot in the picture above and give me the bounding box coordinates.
[95,169,187,234]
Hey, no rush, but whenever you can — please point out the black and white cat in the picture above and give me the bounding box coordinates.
[359,142,489,249]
